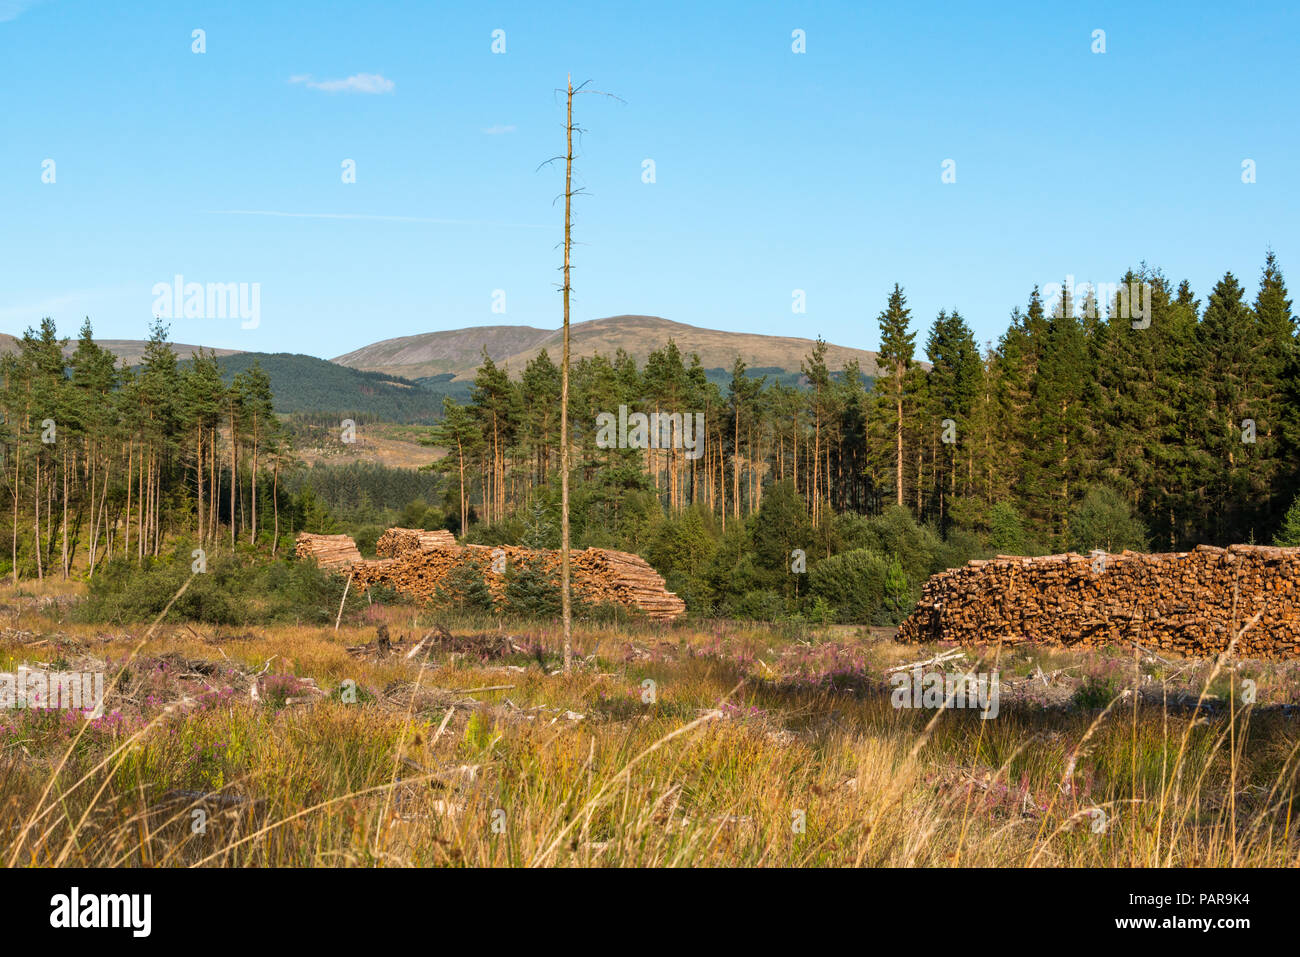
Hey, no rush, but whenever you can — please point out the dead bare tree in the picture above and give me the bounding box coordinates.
[541,76,621,673]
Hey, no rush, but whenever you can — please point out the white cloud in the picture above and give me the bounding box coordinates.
[482,125,517,135]
[289,73,394,94]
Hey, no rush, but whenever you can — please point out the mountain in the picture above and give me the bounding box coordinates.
[333,315,888,381]
[332,324,552,379]
[0,333,241,367]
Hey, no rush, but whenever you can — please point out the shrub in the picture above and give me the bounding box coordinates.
[434,562,497,613]
[80,554,245,625]
[725,588,786,622]
[808,548,889,624]
[860,506,944,584]
[883,557,915,624]
[502,558,563,618]
[1072,675,1119,710]
[78,547,383,626]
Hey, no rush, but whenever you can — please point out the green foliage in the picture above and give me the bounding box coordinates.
[434,562,497,614]
[286,463,443,517]
[462,711,495,754]
[519,499,560,550]
[989,501,1035,555]
[725,589,786,622]
[883,558,913,624]
[463,516,528,547]
[502,558,563,618]
[207,352,450,423]
[645,506,718,612]
[750,480,812,597]
[1274,494,1300,547]
[809,548,889,624]
[291,486,340,534]
[1068,485,1150,553]
[78,546,379,626]
[1072,675,1119,710]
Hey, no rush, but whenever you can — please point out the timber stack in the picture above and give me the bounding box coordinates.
[375,527,457,557]
[295,529,685,621]
[293,533,362,570]
[897,544,1300,659]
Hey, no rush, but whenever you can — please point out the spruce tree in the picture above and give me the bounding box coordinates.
[874,284,915,508]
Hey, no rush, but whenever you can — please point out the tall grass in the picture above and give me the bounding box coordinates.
[1,589,1297,867]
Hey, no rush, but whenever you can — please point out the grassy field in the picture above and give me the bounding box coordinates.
[2,580,1299,868]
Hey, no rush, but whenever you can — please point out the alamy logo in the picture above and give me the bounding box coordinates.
[0,667,104,717]
[49,887,152,937]
[151,274,261,328]
[1040,275,1152,329]
[890,668,1000,719]
[595,405,705,460]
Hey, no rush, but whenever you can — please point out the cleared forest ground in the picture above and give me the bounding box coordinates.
[2,584,1299,867]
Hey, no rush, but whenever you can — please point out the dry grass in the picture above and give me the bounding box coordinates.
[2,584,1299,867]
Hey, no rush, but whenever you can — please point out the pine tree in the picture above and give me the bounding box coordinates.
[430,398,483,535]
[874,284,916,509]
[1021,284,1089,547]
[1197,272,1259,543]
[1253,251,1297,532]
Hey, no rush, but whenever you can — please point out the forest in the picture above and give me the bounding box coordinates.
[1,253,1297,627]
[430,254,1300,621]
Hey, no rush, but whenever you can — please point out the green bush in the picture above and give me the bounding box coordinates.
[883,557,914,624]
[502,558,563,618]
[352,524,384,556]
[1072,675,1119,710]
[859,506,943,584]
[726,588,787,622]
[809,548,889,624]
[77,546,382,626]
[434,562,497,613]
[80,553,245,625]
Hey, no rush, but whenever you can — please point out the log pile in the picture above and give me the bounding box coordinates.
[375,527,457,557]
[298,528,685,620]
[293,533,362,570]
[897,545,1300,659]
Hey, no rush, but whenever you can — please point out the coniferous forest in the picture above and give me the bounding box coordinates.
[3,255,1297,625]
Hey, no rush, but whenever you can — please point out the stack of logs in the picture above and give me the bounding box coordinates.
[897,544,1300,659]
[296,528,685,621]
[375,527,457,557]
[293,533,362,570]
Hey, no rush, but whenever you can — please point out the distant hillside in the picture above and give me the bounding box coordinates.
[333,315,887,382]
[0,333,241,367]
[332,324,552,380]
[207,353,455,424]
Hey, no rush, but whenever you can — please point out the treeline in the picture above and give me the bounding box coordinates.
[0,319,294,581]
[435,253,1300,555]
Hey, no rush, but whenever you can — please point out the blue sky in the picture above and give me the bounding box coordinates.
[1,0,1296,360]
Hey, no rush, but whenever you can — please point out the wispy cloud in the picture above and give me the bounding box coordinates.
[0,0,47,23]
[289,73,395,94]
[482,125,517,135]
[0,284,138,327]
[205,209,549,229]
